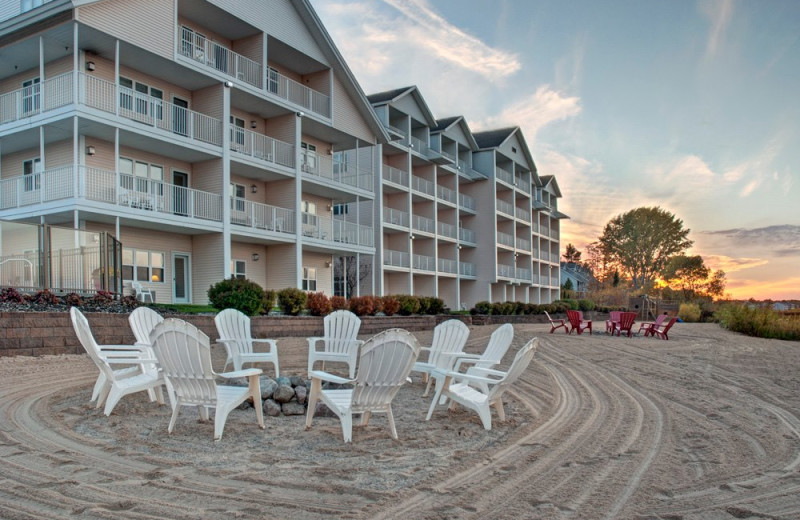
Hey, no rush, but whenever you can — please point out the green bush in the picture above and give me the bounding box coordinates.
[578,299,595,312]
[716,304,800,341]
[397,295,421,316]
[208,278,265,316]
[306,292,332,316]
[471,301,492,315]
[277,287,307,316]
[263,289,277,312]
[419,297,445,315]
[557,298,580,310]
[551,301,570,313]
[678,302,701,322]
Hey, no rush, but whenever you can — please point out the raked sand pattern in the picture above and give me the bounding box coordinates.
[1,323,799,519]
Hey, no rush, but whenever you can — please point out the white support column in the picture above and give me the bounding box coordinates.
[115,216,120,240]
[114,40,120,116]
[39,127,45,169]
[73,210,79,249]
[374,143,383,296]
[39,36,45,110]
[294,112,303,288]
[222,82,232,278]
[262,35,268,91]
[356,252,360,296]
[73,23,79,104]
[114,128,120,202]
[72,117,79,197]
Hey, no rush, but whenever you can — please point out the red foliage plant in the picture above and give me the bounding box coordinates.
[381,295,400,316]
[306,292,333,316]
[348,295,376,316]
[330,295,348,311]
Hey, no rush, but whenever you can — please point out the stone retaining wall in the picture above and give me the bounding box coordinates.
[0,311,560,357]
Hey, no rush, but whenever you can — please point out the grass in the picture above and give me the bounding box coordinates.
[148,303,217,314]
[715,303,800,341]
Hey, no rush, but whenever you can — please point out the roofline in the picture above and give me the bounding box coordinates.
[475,126,538,175]
[431,116,479,150]
[0,0,72,37]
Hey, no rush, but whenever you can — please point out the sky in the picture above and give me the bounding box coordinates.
[311,0,800,300]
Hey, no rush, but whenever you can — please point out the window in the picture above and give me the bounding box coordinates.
[21,77,40,114]
[301,142,317,172]
[231,260,246,280]
[230,116,245,147]
[181,26,207,62]
[301,200,317,226]
[119,76,162,119]
[23,158,42,192]
[120,157,163,197]
[230,183,246,212]
[268,67,280,94]
[21,0,46,13]
[122,248,164,282]
[333,203,348,215]
[302,267,317,291]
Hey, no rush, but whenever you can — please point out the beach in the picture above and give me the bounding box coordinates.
[1,322,799,519]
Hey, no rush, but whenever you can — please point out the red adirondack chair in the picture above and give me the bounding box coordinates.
[636,314,668,336]
[566,310,592,335]
[644,317,678,340]
[545,311,568,334]
[605,311,622,334]
[612,312,637,337]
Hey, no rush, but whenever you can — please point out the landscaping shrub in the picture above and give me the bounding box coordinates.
[0,287,25,303]
[397,295,420,316]
[381,295,400,316]
[578,299,596,312]
[470,301,492,315]
[30,289,60,305]
[330,295,348,311]
[208,278,265,316]
[551,301,570,313]
[716,303,800,341]
[120,295,140,308]
[277,287,307,316]
[348,295,376,316]
[62,292,83,307]
[263,289,277,313]
[558,298,580,310]
[306,292,332,316]
[678,302,702,322]
[90,290,115,305]
[419,297,445,315]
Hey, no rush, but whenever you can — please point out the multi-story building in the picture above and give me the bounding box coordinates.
[369,86,566,309]
[0,0,386,304]
[0,0,565,308]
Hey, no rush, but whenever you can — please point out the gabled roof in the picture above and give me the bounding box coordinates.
[366,85,438,128]
[432,116,479,150]
[539,175,563,198]
[473,127,517,149]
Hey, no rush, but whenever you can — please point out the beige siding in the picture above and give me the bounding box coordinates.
[191,233,225,305]
[302,251,332,294]
[118,65,193,109]
[265,243,296,290]
[177,17,231,49]
[44,139,73,168]
[0,67,38,96]
[44,56,73,78]
[498,133,531,170]
[77,0,175,60]
[232,33,264,64]
[263,178,295,209]
[208,0,329,65]
[84,139,115,171]
[192,84,223,120]
[265,114,296,144]
[332,74,373,142]
[192,159,223,194]
[394,95,429,126]
[83,55,115,82]
[1,147,40,179]
[231,241,266,288]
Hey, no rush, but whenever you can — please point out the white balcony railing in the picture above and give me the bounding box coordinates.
[496,167,514,186]
[408,135,430,155]
[498,263,515,278]
[0,72,73,124]
[516,267,532,281]
[413,253,435,272]
[531,273,539,284]
[302,153,373,193]
[0,165,223,222]
[532,221,540,233]
[301,213,374,247]
[229,126,295,168]
[412,215,435,234]
[459,193,475,211]
[411,175,435,197]
[436,184,457,204]
[438,258,458,274]
[384,249,410,268]
[437,221,457,239]
[496,199,514,216]
[516,176,532,194]
[497,231,514,248]
[459,261,475,276]
[459,227,476,244]
[230,199,295,234]
[383,207,409,227]
[180,27,263,89]
[382,164,409,187]
[516,237,531,251]
[81,73,223,146]
[516,206,531,222]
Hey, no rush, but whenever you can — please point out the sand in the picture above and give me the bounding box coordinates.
[1,322,799,519]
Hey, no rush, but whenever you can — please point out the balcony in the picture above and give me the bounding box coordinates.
[516,267,532,281]
[0,165,223,222]
[0,72,72,124]
[497,231,514,248]
[436,184,457,205]
[515,176,531,194]
[412,214,435,234]
[230,199,295,235]
[180,27,262,88]
[459,193,475,212]
[384,249,410,268]
[497,263,515,278]
[496,199,514,217]
[383,208,409,227]
[229,126,295,169]
[412,253,435,272]
[382,164,409,188]
[515,206,531,222]
[438,258,458,274]
[302,153,373,193]
[459,261,475,277]
[496,167,514,186]
[301,213,374,247]
[411,175,435,197]
[516,237,531,251]
[437,221,457,239]
[458,227,476,244]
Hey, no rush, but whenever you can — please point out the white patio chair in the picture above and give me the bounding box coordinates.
[70,307,165,416]
[426,338,539,430]
[411,319,470,396]
[130,281,154,303]
[214,308,280,377]
[450,323,514,395]
[307,310,363,378]
[150,318,265,441]
[305,328,421,443]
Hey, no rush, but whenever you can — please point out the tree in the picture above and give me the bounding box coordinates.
[662,255,709,300]
[598,207,693,291]
[706,269,727,299]
[334,256,371,298]
[563,243,582,264]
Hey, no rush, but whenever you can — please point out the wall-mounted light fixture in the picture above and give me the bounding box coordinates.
[250,120,257,129]
[325,261,332,268]
[252,253,260,262]
[224,80,233,88]
[86,145,96,156]
[250,184,258,194]
[326,204,332,211]
[86,61,96,72]
[296,111,305,117]
[457,245,462,250]
[410,235,416,240]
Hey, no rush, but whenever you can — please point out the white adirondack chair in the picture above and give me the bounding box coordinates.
[450,323,514,394]
[150,318,265,441]
[411,319,470,396]
[305,328,421,443]
[130,281,154,303]
[214,308,280,376]
[307,310,363,378]
[426,337,539,430]
[70,307,165,416]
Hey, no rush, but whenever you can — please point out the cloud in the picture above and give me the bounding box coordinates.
[702,254,769,273]
[701,225,800,256]
[475,86,581,139]
[701,0,733,58]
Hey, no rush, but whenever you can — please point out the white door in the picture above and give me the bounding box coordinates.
[172,253,190,303]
